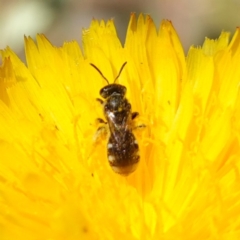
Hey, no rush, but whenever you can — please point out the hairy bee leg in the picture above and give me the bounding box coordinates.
[94,117,108,141]
[131,112,139,120]
[93,125,108,142]
[131,112,145,130]
[86,124,108,168]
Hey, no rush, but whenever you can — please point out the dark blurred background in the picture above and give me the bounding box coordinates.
[1,0,240,60]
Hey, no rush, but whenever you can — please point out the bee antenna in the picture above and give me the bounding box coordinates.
[114,62,127,83]
[90,63,109,85]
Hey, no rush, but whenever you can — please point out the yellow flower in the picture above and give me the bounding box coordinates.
[1,13,240,239]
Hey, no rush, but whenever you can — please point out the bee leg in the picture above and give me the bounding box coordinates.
[136,124,146,128]
[87,124,108,168]
[131,112,139,120]
[96,118,107,124]
[133,124,146,130]
[93,125,108,142]
[94,118,108,140]
[96,98,104,105]
[131,112,145,130]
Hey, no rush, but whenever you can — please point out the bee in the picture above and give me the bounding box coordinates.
[90,62,140,175]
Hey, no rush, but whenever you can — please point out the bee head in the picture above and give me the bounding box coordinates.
[100,84,126,99]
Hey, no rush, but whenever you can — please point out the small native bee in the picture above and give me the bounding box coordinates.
[90,62,140,175]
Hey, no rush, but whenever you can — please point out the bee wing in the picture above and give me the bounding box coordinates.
[108,113,130,143]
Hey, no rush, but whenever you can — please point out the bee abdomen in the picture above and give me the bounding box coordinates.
[107,133,140,175]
